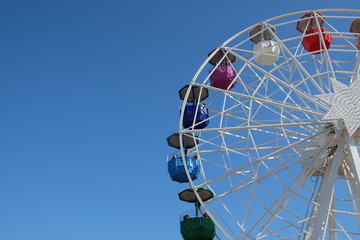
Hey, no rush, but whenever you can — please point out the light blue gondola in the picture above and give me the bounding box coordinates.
[168,155,200,183]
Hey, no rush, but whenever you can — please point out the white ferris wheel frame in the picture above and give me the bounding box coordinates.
[178,9,360,240]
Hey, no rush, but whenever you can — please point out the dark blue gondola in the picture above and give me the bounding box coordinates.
[183,104,209,129]
[168,155,200,183]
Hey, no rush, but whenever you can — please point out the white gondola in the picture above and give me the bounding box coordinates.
[252,40,280,66]
[249,24,280,66]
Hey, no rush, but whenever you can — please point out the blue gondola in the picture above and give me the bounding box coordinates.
[168,155,200,183]
[183,104,209,129]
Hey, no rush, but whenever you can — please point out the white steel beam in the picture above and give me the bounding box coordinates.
[345,136,360,228]
[306,136,345,240]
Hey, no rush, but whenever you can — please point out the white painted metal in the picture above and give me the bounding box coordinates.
[307,136,345,240]
[179,9,360,240]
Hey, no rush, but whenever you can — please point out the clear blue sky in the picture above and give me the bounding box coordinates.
[0,1,358,239]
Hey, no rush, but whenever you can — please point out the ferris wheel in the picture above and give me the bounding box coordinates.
[175,9,360,240]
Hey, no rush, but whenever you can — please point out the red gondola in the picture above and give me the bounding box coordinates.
[297,12,332,54]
